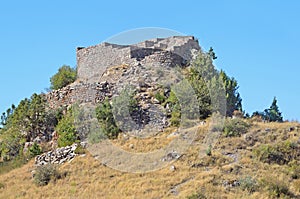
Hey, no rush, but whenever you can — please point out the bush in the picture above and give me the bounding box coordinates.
[166,91,181,127]
[0,127,25,161]
[186,192,207,199]
[261,178,290,198]
[289,165,300,180]
[28,142,42,157]
[223,118,250,137]
[34,164,65,186]
[111,87,139,132]
[0,182,5,189]
[96,98,119,139]
[253,145,285,165]
[170,107,181,127]
[56,110,79,147]
[154,91,166,104]
[50,65,76,90]
[239,176,258,193]
[74,144,86,155]
[206,145,212,156]
[253,141,300,165]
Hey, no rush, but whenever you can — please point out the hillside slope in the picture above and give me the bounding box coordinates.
[0,120,299,199]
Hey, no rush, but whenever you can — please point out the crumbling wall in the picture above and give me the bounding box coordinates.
[76,36,200,83]
[44,81,113,109]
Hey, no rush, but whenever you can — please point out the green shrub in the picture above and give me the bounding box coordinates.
[0,182,5,189]
[170,107,181,127]
[154,91,166,104]
[253,144,285,165]
[96,98,119,139]
[0,127,25,161]
[239,176,258,193]
[261,178,290,198]
[74,144,86,155]
[56,110,79,147]
[206,145,212,156]
[50,65,77,90]
[186,192,207,199]
[34,164,65,186]
[253,141,300,165]
[28,142,42,157]
[166,91,181,127]
[223,118,250,137]
[288,161,300,179]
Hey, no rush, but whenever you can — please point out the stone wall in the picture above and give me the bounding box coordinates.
[44,81,113,109]
[76,36,200,83]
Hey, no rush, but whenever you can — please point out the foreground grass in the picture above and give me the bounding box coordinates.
[0,120,299,198]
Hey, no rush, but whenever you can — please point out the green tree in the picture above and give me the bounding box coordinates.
[264,97,283,122]
[96,98,119,139]
[50,65,77,90]
[191,52,242,117]
[0,127,25,161]
[219,70,242,116]
[208,47,217,60]
[188,68,211,119]
[1,104,15,126]
[56,110,78,147]
[27,94,46,140]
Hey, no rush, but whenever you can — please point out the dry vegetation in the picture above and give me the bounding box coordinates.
[0,120,300,198]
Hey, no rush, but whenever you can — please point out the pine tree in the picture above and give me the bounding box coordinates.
[264,97,283,122]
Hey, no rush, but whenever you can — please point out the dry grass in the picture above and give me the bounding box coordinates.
[0,120,299,198]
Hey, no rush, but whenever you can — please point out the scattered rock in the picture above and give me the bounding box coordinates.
[161,150,181,162]
[35,144,78,166]
[170,165,176,172]
[223,180,240,188]
[288,126,295,132]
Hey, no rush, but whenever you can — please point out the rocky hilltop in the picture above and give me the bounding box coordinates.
[44,36,201,137]
[46,36,200,109]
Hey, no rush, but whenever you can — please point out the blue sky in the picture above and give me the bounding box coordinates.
[0,0,299,120]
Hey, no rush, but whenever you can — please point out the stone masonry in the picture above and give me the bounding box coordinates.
[45,36,201,110]
[43,36,201,136]
[76,36,200,83]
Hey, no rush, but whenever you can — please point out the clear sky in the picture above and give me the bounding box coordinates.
[0,0,299,120]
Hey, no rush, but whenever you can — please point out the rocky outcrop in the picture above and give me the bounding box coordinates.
[35,144,78,166]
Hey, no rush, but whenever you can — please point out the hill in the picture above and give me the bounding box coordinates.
[0,120,300,198]
[0,36,298,198]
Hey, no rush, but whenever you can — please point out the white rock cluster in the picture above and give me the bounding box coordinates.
[35,144,78,166]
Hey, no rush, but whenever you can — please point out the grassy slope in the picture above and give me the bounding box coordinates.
[0,121,300,199]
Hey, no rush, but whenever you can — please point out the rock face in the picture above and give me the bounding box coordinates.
[35,144,78,166]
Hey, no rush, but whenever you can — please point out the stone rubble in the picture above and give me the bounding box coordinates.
[35,144,78,166]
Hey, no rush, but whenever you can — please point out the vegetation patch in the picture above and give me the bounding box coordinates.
[223,118,251,137]
[253,141,300,165]
[34,164,66,186]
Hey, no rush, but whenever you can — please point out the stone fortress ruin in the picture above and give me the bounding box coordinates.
[76,36,200,83]
[46,36,201,109]
[38,36,202,165]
